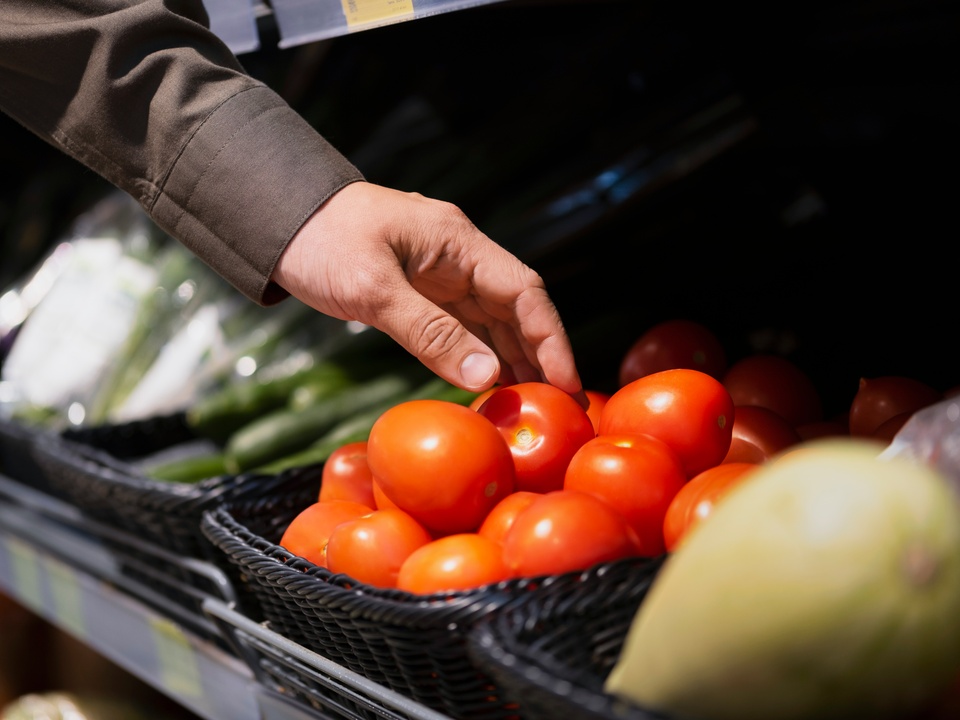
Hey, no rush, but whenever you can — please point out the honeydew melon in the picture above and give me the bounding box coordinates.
[605,439,960,720]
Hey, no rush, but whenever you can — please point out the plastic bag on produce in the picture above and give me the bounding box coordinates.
[0,190,259,428]
[0,189,366,430]
[0,192,168,428]
[880,397,960,496]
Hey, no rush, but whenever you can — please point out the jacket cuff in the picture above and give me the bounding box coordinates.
[150,85,364,305]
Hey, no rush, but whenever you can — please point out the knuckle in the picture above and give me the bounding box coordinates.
[416,312,463,361]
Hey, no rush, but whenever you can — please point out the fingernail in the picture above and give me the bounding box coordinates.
[460,353,498,389]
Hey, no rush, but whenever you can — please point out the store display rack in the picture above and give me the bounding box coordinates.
[203,0,508,55]
[0,472,451,720]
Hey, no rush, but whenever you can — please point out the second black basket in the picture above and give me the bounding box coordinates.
[465,555,680,720]
[201,502,665,720]
[28,412,323,559]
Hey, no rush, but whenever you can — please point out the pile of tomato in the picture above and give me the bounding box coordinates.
[280,318,954,596]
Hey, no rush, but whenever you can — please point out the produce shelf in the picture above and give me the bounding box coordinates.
[205,598,453,720]
[0,472,453,720]
[267,0,509,49]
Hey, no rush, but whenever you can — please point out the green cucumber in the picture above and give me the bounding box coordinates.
[186,361,355,444]
[186,335,414,443]
[223,372,421,473]
[252,376,481,475]
[252,404,390,475]
[144,451,229,484]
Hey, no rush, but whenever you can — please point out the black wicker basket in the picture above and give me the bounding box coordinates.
[201,502,664,720]
[465,556,684,720]
[0,416,59,494]
[28,412,323,559]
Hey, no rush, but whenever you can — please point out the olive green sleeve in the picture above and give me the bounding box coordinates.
[0,0,364,305]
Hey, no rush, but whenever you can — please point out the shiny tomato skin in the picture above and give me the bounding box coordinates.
[722,354,823,428]
[325,508,433,589]
[502,489,639,578]
[599,368,735,478]
[469,386,499,411]
[476,382,596,493]
[618,319,727,387]
[662,462,759,552]
[396,533,511,594]
[478,490,541,546]
[564,433,686,557]
[367,399,515,535]
[722,405,802,464]
[584,390,610,435]
[372,478,399,510]
[278,500,374,567]
[871,411,913,445]
[847,375,942,438]
[319,440,377,507]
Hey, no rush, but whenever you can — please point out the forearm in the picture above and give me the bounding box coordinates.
[0,0,363,304]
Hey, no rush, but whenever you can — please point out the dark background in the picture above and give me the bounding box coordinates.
[2,0,958,416]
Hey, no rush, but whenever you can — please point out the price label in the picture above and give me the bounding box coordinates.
[149,616,203,698]
[44,556,86,638]
[340,0,414,27]
[4,537,43,612]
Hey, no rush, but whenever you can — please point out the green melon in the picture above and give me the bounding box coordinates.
[604,438,960,720]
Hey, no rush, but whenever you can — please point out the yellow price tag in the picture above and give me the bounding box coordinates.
[44,556,85,638]
[341,0,414,27]
[5,537,43,612]
[149,616,203,698]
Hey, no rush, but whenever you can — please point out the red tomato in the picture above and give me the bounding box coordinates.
[662,462,759,552]
[478,491,540,546]
[870,412,913,445]
[371,478,399,510]
[502,489,639,577]
[396,533,511,594]
[847,375,942,438]
[469,386,499,411]
[476,382,596,493]
[871,411,914,445]
[278,500,374,567]
[564,433,686,556]
[325,508,433,589]
[367,399,515,535]
[618,318,727,387]
[722,405,802,464]
[722,354,823,428]
[319,441,376,507]
[599,368,735,478]
[583,389,610,435]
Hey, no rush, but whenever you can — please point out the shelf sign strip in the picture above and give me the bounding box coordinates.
[201,0,261,54]
[43,556,86,639]
[4,536,43,613]
[149,616,204,699]
[340,0,414,26]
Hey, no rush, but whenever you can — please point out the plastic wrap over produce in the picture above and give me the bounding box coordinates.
[0,191,339,431]
[881,397,960,495]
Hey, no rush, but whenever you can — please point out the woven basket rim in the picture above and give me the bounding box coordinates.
[202,503,664,626]
[31,430,239,499]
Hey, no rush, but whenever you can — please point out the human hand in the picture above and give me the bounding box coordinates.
[271,181,584,400]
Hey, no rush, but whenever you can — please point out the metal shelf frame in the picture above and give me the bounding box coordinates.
[0,472,450,720]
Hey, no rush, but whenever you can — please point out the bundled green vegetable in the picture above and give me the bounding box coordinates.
[254,375,479,475]
[222,369,431,473]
